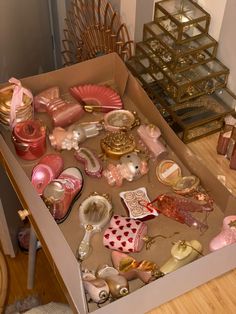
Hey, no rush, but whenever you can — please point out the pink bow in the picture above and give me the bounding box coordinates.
[8,77,33,129]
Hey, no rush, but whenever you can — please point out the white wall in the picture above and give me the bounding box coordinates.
[217,0,236,94]
[0,0,55,82]
[197,0,227,41]
[120,0,137,41]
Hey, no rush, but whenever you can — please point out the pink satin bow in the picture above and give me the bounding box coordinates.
[9,77,33,129]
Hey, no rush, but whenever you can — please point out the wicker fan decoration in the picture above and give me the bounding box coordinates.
[62,0,133,65]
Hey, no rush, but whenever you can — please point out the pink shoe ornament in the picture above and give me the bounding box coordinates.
[120,187,158,220]
[31,154,64,195]
[209,216,236,251]
[42,167,83,224]
[12,119,46,160]
[111,251,162,284]
[102,152,149,187]
[96,265,129,299]
[74,147,103,178]
[143,193,214,232]
[137,124,167,160]
[34,86,85,128]
[49,122,102,151]
[70,84,123,113]
[82,270,109,304]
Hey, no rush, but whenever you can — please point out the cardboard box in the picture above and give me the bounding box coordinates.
[0,53,236,314]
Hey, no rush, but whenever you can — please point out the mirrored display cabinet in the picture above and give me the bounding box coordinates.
[127,0,235,143]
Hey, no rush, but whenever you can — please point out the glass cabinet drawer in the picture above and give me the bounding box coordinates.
[143,21,217,73]
[154,0,210,44]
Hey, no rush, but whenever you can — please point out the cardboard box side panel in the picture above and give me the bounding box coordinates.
[19,54,117,94]
[124,73,235,211]
[1,53,235,314]
[94,243,236,314]
[0,135,87,314]
[113,53,129,96]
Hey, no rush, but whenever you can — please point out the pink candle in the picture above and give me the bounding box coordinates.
[217,125,233,155]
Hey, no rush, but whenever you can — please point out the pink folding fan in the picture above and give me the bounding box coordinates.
[70,84,123,113]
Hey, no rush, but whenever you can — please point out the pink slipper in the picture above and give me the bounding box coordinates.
[42,167,83,224]
[31,154,64,195]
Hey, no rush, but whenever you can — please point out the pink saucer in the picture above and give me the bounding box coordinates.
[31,154,64,195]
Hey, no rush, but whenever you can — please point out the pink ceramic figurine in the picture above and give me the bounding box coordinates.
[102,152,149,187]
[137,124,167,160]
[49,123,101,151]
[82,270,109,303]
[209,215,236,251]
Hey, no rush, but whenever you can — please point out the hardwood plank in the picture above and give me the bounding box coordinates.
[5,249,67,306]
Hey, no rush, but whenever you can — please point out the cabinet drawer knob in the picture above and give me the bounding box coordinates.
[18,209,29,220]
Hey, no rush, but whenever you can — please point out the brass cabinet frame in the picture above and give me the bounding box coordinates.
[135,44,229,103]
[154,0,211,44]
[143,22,218,73]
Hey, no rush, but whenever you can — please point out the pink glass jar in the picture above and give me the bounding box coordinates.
[217,124,233,155]
[12,119,46,160]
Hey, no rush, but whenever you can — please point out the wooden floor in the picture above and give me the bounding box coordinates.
[5,249,67,307]
[3,132,236,313]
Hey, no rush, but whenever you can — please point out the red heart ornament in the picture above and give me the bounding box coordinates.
[119,226,124,230]
[110,241,115,246]
[132,228,137,233]
[128,248,133,252]
[128,238,133,243]
[126,223,131,228]
[121,241,126,247]
[104,233,110,239]
[118,247,123,251]
[124,231,129,237]
[116,220,121,225]
[112,229,117,235]
[117,235,122,241]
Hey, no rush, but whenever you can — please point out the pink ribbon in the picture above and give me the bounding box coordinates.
[8,77,33,129]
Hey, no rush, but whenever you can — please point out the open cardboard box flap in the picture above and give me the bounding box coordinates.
[1,53,236,314]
